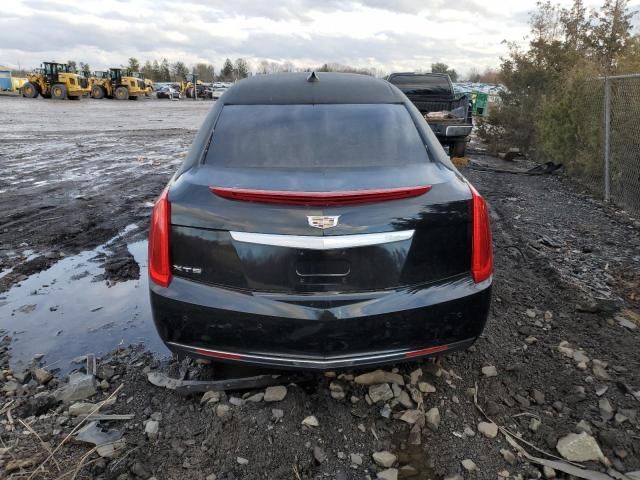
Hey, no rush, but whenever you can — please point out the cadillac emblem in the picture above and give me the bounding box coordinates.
[307,215,340,229]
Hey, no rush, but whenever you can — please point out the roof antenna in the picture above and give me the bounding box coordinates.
[307,71,319,82]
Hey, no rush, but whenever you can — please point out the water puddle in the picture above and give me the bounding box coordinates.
[0,237,170,372]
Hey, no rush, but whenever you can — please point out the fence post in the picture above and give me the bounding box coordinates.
[603,77,611,202]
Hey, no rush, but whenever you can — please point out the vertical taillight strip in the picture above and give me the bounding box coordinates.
[469,184,493,283]
[148,187,172,288]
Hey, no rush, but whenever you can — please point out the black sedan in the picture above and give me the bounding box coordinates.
[148,72,492,370]
[156,86,181,99]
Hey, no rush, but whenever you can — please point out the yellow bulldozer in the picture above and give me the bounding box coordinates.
[21,62,90,100]
[89,68,146,100]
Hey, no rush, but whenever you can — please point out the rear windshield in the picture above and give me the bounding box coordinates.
[205,104,428,168]
[388,75,451,96]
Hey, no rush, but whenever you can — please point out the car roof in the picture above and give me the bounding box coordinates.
[221,72,405,105]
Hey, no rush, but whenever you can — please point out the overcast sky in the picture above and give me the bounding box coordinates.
[1,0,635,75]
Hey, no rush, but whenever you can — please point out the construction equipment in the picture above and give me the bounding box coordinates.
[21,62,90,100]
[129,71,154,96]
[181,73,201,99]
[90,68,146,100]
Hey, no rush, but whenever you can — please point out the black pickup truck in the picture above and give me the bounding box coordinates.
[388,73,473,157]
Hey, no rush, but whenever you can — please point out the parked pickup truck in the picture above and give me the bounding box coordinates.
[388,73,473,157]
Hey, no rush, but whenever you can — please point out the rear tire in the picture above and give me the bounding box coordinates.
[451,140,467,158]
[51,84,67,100]
[91,85,105,99]
[114,86,129,100]
[22,82,38,98]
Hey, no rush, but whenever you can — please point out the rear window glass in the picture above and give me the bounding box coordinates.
[205,104,428,168]
[388,75,451,95]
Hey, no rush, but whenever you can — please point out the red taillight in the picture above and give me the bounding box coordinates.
[210,186,431,206]
[469,184,493,283]
[148,187,172,288]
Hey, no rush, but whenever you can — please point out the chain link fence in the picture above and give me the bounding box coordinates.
[570,74,640,216]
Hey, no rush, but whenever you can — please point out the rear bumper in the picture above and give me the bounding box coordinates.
[150,275,491,370]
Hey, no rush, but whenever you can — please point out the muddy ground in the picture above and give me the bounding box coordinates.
[1,96,639,480]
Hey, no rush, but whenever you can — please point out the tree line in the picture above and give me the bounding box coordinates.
[478,0,639,168]
[62,57,250,82]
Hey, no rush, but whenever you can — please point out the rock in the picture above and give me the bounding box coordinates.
[543,466,556,479]
[329,382,346,400]
[13,369,31,384]
[481,365,498,377]
[391,383,402,398]
[526,309,537,318]
[409,368,422,384]
[5,458,39,473]
[461,459,478,472]
[2,380,20,394]
[55,372,97,403]
[525,336,538,344]
[478,421,498,438]
[556,432,606,463]
[573,350,590,364]
[576,420,593,435]
[264,385,287,402]
[355,370,404,386]
[380,403,392,418]
[236,457,249,465]
[595,386,608,396]
[96,438,126,458]
[215,404,230,418]
[529,418,542,432]
[350,453,363,465]
[399,409,423,425]
[408,424,421,445]
[201,391,222,405]
[558,341,575,357]
[302,415,319,427]
[377,468,398,480]
[271,408,284,421]
[500,449,517,465]
[498,470,510,478]
[313,445,327,464]
[397,391,414,409]
[464,426,475,437]
[372,451,396,468]
[229,396,245,406]
[33,368,53,385]
[145,420,159,439]
[532,389,545,405]
[69,402,97,416]
[444,475,463,480]
[368,383,394,403]
[425,407,440,430]
[617,317,638,330]
[418,382,436,393]
[246,392,264,402]
[206,475,217,480]
[614,413,628,425]
[130,462,153,479]
[592,361,610,380]
[599,398,614,421]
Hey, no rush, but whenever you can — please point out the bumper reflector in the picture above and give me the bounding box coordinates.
[404,344,449,358]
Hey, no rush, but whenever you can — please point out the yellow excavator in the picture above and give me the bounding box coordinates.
[21,62,90,100]
[90,68,146,100]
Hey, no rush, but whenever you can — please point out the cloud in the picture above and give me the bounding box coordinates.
[0,0,580,75]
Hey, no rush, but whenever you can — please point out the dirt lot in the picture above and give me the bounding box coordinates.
[1,96,639,480]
